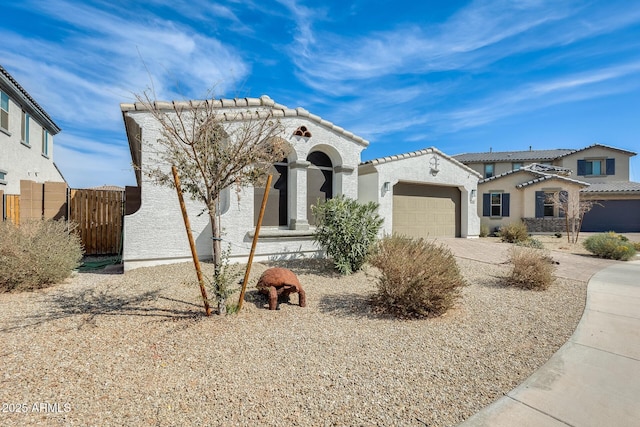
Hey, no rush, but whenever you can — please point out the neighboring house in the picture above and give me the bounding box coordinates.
[120,96,481,271]
[453,144,640,232]
[358,147,481,239]
[0,65,64,196]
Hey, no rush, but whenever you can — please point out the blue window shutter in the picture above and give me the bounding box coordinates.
[482,193,490,216]
[502,193,510,217]
[535,191,545,218]
[559,190,568,217]
[577,159,586,176]
[606,158,615,175]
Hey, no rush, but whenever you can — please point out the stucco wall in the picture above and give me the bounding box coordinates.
[358,149,481,238]
[122,108,365,271]
[559,147,631,182]
[0,96,64,194]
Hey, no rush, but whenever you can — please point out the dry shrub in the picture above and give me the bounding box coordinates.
[370,235,466,318]
[0,219,83,292]
[497,221,529,243]
[507,247,555,291]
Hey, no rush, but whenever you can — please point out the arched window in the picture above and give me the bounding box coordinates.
[307,151,333,225]
[254,159,288,226]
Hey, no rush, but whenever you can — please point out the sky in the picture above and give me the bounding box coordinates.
[2,0,639,188]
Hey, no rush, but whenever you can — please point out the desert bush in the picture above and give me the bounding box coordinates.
[479,224,490,237]
[507,247,555,290]
[583,232,637,261]
[370,235,466,318]
[497,221,529,243]
[633,241,640,252]
[516,237,544,249]
[312,195,383,275]
[0,219,83,292]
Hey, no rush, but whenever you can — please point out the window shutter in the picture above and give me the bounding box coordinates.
[535,191,545,218]
[606,158,615,175]
[482,193,490,217]
[502,193,510,217]
[577,160,586,176]
[559,190,568,217]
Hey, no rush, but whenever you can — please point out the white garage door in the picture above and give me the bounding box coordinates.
[393,183,461,238]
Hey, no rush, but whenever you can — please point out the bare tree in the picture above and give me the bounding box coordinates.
[135,90,289,314]
[553,189,599,244]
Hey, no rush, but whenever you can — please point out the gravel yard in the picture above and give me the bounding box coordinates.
[0,250,589,427]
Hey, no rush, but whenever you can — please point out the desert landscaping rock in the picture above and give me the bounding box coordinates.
[1,252,589,426]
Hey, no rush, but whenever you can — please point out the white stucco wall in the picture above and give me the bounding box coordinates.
[358,148,481,238]
[0,96,64,194]
[122,103,366,271]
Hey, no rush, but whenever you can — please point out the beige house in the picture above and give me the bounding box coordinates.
[454,144,640,232]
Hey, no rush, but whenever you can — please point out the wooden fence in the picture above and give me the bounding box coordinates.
[2,181,125,256]
[70,189,124,255]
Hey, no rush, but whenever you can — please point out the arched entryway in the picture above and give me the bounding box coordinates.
[306,151,333,225]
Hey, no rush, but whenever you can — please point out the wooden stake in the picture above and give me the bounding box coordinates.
[172,166,212,316]
[237,174,272,311]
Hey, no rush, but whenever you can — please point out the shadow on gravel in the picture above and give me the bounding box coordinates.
[318,292,380,319]
[1,288,202,332]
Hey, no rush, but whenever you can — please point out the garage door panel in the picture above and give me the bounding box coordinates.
[581,200,640,232]
[392,183,461,238]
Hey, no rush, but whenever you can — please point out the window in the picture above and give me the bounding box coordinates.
[0,169,6,184]
[42,129,49,157]
[543,192,555,217]
[484,163,494,178]
[577,158,614,176]
[483,192,510,217]
[512,162,523,171]
[21,111,30,145]
[1,91,9,131]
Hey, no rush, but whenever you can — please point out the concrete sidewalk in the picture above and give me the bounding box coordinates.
[459,260,640,427]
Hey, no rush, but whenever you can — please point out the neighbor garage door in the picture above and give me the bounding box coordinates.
[392,183,461,238]
[581,199,640,232]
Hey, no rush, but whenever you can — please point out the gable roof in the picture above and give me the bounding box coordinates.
[120,95,369,147]
[0,65,61,134]
[453,143,636,163]
[360,146,482,177]
[480,163,590,188]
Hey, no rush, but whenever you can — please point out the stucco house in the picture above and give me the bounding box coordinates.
[358,147,481,239]
[0,65,65,196]
[120,96,480,271]
[453,144,640,232]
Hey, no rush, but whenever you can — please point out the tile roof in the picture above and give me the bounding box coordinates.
[360,146,482,177]
[453,143,636,163]
[480,163,590,188]
[120,95,369,147]
[453,149,572,163]
[580,181,640,193]
[0,64,61,134]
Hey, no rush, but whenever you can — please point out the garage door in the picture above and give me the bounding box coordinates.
[393,183,461,238]
[581,199,640,232]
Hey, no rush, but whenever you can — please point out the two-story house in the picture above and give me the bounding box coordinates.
[453,144,640,233]
[0,65,65,200]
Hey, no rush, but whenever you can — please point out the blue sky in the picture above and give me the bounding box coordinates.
[3,0,639,187]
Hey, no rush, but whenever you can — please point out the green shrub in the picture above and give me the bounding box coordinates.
[516,237,544,249]
[633,241,640,252]
[583,232,637,261]
[312,195,383,275]
[370,235,466,318]
[507,247,555,290]
[497,221,529,243]
[0,219,83,292]
[479,224,490,237]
